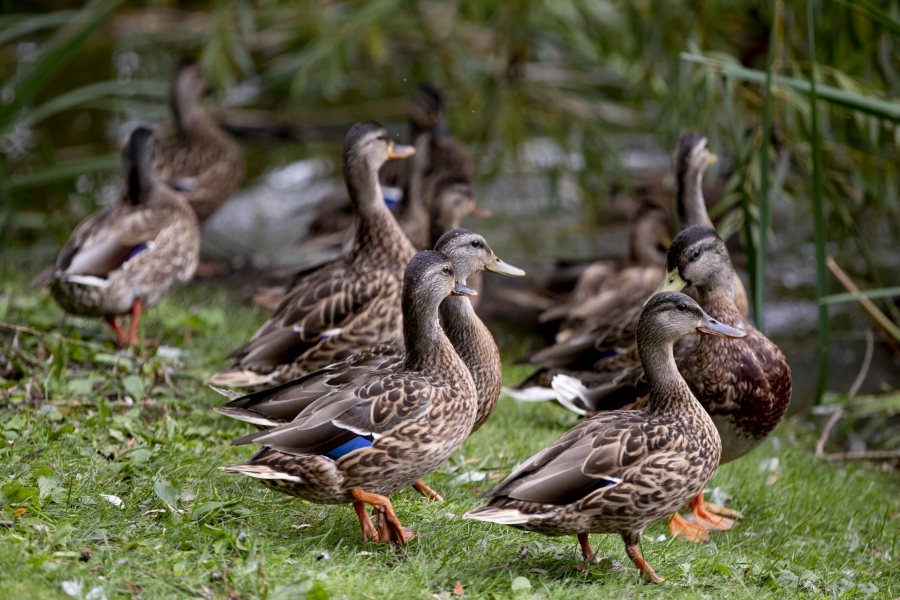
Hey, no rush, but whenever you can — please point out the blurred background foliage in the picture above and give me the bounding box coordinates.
[0,0,898,404]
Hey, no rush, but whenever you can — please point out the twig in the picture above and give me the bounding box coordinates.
[815,407,844,461]
[825,256,900,347]
[819,450,900,462]
[0,321,114,352]
[847,330,873,398]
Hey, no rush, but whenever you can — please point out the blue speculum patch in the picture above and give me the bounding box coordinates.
[126,243,149,261]
[324,435,374,459]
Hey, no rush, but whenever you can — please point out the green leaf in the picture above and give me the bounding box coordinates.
[3,154,120,193]
[121,375,145,400]
[153,479,180,511]
[818,287,900,305]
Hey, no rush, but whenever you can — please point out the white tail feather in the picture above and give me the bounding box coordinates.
[502,386,559,402]
[550,374,589,416]
[464,507,540,525]
[207,369,275,388]
[220,464,302,483]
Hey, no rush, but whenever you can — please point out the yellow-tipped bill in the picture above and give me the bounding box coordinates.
[485,254,525,277]
[387,142,416,160]
[697,313,746,339]
[653,268,688,296]
[707,152,718,165]
[452,281,478,296]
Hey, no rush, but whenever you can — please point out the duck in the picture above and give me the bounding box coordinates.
[153,61,244,223]
[216,229,525,500]
[552,225,792,542]
[465,292,746,583]
[49,127,200,346]
[209,121,417,388]
[221,250,478,545]
[506,132,742,402]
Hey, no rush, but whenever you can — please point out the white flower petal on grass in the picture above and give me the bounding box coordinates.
[451,471,488,485]
[100,494,123,508]
[61,580,82,597]
[758,457,779,472]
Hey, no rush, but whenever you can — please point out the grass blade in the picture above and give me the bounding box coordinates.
[0,0,124,136]
[680,52,900,122]
[14,80,165,131]
[819,287,900,305]
[2,154,121,193]
[0,11,78,46]
[807,1,829,404]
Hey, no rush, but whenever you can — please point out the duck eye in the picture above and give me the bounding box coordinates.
[677,303,687,311]
[377,134,388,142]
[442,266,452,275]
[470,240,482,248]
[690,249,701,261]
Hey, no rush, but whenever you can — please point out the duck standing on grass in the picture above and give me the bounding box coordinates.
[210,121,416,388]
[552,225,792,542]
[49,127,200,347]
[154,61,244,224]
[222,251,478,545]
[216,229,524,501]
[466,292,746,584]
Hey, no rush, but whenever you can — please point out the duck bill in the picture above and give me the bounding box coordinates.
[485,254,525,277]
[697,314,746,339]
[451,281,478,296]
[653,268,687,296]
[467,205,493,218]
[387,142,416,160]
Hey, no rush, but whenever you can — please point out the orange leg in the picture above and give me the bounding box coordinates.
[127,299,143,346]
[668,511,710,543]
[349,488,414,546]
[412,479,444,503]
[688,492,738,531]
[352,502,378,541]
[577,533,596,562]
[624,541,664,584]
[104,315,128,347]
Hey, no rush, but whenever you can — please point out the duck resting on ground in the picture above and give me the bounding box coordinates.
[209,121,416,388]
[466,292,746,583]
[221,251,478,545]
[49,127,200,347]
[552,225,792,542]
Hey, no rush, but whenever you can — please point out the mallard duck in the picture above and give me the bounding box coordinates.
[507,132,739,402]
[50,127,200,346]
[222,250,478,545]
[466,292,745,583]
[553,225,792,541]
[153,61,243,223]
[307,84,484,251]
[209,121,416,387]
[217,229,524,499]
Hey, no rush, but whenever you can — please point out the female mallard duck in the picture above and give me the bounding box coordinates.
[553,225,792,541]
[507,132,742,402]
[209,121,416,387]
[466,292,745,583]
[222,250,478,545]
[153,61,244,223]
[50,127,200,346]
[217,229,524,499]
[307,83,485,251]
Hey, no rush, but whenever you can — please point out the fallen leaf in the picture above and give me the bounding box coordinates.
[101,494,124,508]
[453,581,464,596]
[14,507,27,517]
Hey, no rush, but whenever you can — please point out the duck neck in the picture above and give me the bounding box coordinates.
[346,160,416,265]
[677,167,713,229]
[640,338,700,416]
[402,298,458,372]
[695,271,740,320]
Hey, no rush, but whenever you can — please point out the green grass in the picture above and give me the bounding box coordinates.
[0,270,897,599]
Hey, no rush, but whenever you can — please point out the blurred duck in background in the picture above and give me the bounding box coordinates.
[49,127,200,347]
